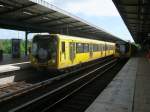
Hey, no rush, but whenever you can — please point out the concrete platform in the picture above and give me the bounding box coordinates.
[0,54,29,65]
[0,54,30,74]
[134,57,150,112]
[85,57,150,112]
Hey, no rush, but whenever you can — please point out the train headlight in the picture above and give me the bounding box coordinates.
[52,59,55,63]
[38,48,48,59]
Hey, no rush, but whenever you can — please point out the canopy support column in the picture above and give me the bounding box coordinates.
[25,31,29,56]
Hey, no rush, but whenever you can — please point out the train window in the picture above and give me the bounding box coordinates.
[98,44,100,51]
[111,45,112,50]
[93,44,96,51]
[102,44,104,51]
[93,44,99,51]
[105,44,108,50]
[103,44,105,51]
[99,44,102,51]
[62,42,65,53]
[76,43,84,53]
[100,44,103,51]
[84,43,89,52]
[96,44,99,51]
[108,45,110,50]
[89,44,93,51]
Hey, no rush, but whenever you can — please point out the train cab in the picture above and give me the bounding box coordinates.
[30,35,58,69]
[114,41,131,58]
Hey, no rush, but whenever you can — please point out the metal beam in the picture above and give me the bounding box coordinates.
[0,3,36,15]
[121,10,150,16]
[0,0,21,8]
[18,11,56,21]
[35,17,70,25]
[73,24,89,28]
[48,21,80,28]
[55,24,89,30]
[118,3,150,7]
[0,18,51,32]
[78,27,93,31]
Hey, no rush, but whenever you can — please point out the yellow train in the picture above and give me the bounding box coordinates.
[29,34,115,70]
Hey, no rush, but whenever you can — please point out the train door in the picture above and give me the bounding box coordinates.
[105,43,107,56]
[89,44,93,58]
[60,42,66,65]
[103,44,105,57]
[70,42,75,62]
[100,44,102,57]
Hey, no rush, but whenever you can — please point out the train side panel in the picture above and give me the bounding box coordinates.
[57,35,115,69]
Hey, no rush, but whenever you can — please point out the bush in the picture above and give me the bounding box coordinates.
[0,39,30,54]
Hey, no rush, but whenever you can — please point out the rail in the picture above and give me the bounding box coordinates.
[9,59,118,112]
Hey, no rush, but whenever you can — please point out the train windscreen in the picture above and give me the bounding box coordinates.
[31,35,57,62]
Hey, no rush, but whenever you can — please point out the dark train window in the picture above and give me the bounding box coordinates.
[112,45,114,50]
[110,45,112,50]
[93,44,96,51]
[62,42,65,53]
[105,44,107,50]
[110,45,113,50]
[76,43,84,53]
[99,44,102,51]
[93,44,98,51]
[97,44,99,51]
[98,44,100,51]
[103,44,105,51]
[84,43,89,52]
[107,45,110,50]
[101,44,103,51]
[89,44,93,51]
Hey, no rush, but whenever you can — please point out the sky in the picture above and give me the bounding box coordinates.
[0,0,134,42]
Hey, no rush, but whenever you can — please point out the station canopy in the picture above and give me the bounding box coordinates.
[0,0,123,42]
[113,0,150,44]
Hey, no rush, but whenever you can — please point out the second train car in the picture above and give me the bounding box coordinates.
[29,34,115,70]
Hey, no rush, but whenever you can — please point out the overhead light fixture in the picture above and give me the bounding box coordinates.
[23,11,33,15]
[0,4,4,7]
[141,8,144,13]
[42,17,49,20]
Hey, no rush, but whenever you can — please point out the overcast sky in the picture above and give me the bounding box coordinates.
[0,0,133,42]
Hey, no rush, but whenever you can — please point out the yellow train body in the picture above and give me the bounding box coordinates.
[30,34,115,70]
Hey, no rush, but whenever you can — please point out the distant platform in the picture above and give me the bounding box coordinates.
[0,54,29,65]
[0,54,30,74]
[85,56,150,112]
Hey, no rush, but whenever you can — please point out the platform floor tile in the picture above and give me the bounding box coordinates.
[85,58,138,112]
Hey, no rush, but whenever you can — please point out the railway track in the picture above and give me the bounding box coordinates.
[0,56,119,112]
[0,82,32,98]
[48,59,127,112]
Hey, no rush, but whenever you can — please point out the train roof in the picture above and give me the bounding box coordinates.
[56,34,115,44]
[33,34,115,45]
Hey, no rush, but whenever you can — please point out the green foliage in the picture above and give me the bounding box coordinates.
[0,39,30,54]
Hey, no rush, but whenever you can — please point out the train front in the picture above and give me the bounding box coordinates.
[114,41,131,58]
[29,35,58,70]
